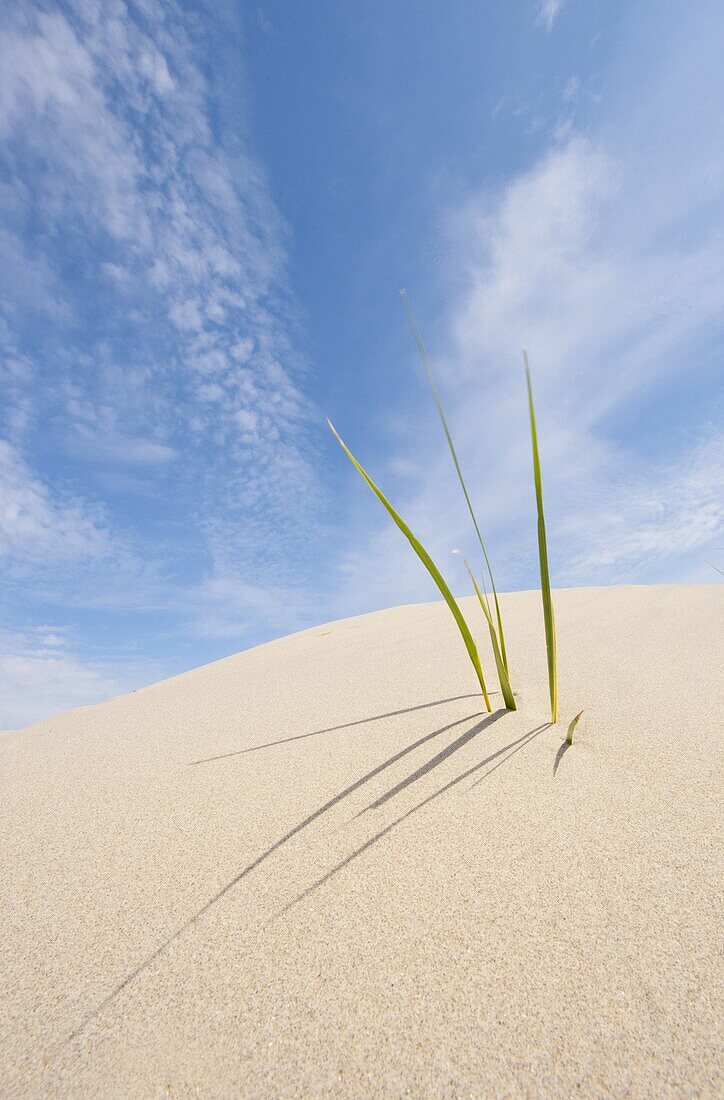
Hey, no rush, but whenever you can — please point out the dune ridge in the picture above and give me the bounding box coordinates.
[2,584,722,1097]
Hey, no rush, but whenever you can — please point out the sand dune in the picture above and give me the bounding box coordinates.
[2,584,722,1097]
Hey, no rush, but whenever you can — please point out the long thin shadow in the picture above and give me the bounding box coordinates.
[357,710,505,815]
[71,707,485,1038]
[467,722,550,788]
[285,724,549,914]
[189,692,485,766]
[552,739,571,777]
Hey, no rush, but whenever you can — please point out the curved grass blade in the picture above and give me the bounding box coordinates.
[566,710,584,745]
[399,289,510,675]
[461,557,516,711]
[524,350,558,724]
[328,419,492,711]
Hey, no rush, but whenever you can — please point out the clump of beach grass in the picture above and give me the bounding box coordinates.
[329,306,569,729]
[400,289,515,709]
[524,350,558,724]
[328,419,493,711]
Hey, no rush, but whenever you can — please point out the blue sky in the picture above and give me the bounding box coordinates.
[1,0,722,726]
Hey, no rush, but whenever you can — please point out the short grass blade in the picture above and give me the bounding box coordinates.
[328,419,492,711]
[400,289,510,676]
[462,557,517,711]
[566,710,584,745]
[524,351,558,724]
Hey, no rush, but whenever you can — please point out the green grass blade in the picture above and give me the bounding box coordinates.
[524,351,558,724]
[328,419,492,711]
[462,557,517,711]
[399,289,509,675]
[566,710,584,745]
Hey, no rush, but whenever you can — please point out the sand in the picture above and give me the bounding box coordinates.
[1,584,722,1097]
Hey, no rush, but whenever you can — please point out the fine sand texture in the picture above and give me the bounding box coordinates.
[2,584,722,1097]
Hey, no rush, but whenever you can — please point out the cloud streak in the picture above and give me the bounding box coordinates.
[335,8,724,606]
[1,2,325,628]
[536,1,567,32]
[1,0,319,526]
[0,625,164,729]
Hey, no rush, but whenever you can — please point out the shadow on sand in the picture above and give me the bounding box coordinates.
[552,738,572,777]
[285,722,549,913]
[188,692,486,766]
[71,701,545,1038]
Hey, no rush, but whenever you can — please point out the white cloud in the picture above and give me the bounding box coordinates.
[0,437,178,615]
[536,1,567,32]
[563,76,580,102]
[444,136,723,581]
[0,3,410,706]
[0,626,161,729]
[0,226,66,320]
[0,10,150,241]
[448,138,621,379]
[257,10,274,36]
[74,435,176,468]
[560,434,724,582]
[0,0,318,540]
[387,457,420,479]
[334,96,724,606]
[0,0,326,655]
[188,571,317,640]
[0,439,112,568]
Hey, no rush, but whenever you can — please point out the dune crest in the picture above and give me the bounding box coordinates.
[2,585,722,1097]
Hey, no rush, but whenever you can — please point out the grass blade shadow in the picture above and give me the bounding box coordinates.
[284,723,549,916]
[189,692,484,766]
[553,739,571,777]
[357,709,505,814]
[71,707,485,1037]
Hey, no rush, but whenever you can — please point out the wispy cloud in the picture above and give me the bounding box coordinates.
[0,2,325,642]
[0,437,176,614]
[0,625,162,729]
[0,439,113,570]
[561,434,723,581]
[2,2,315,447]
[336,23,724,607]
[536,1,567,32]
[257,9,274,35]
[440,130,724,584]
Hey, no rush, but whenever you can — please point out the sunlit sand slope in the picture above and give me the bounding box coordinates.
[2,585,722,1097]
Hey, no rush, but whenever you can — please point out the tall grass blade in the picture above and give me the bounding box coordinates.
[566,710,584,745]
[399,289,510,675]
[328,419,492,711]
[461,557,517,711]
[524,350,558,724]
